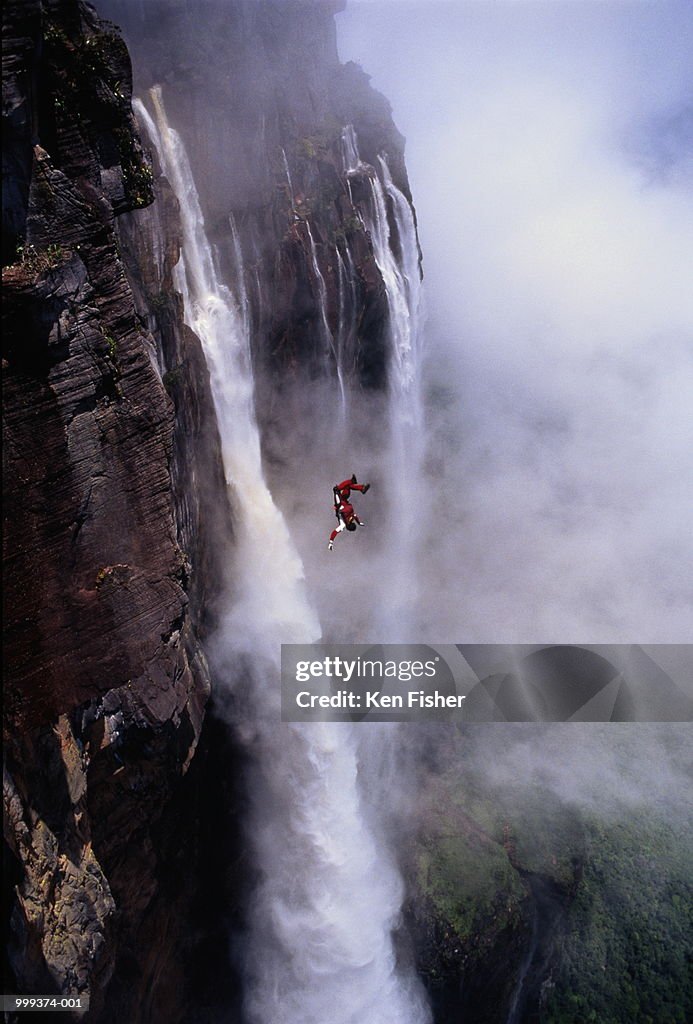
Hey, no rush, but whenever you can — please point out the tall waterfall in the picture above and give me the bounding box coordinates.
[337,245,357,399]
[305,220,347,417]
[281,146,296,209]
[135,89,430,1024]
[342,125,425,640]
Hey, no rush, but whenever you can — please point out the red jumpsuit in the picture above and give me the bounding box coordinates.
[329,501,361,542]
[328,477,369,547]
[334,478,369,503]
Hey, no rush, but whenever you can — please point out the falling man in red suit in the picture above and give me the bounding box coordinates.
[328,475,371,550]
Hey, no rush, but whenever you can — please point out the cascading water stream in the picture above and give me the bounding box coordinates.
[339,127,428,859]
[281,146,296,211]
[135,88,430,1024]
[507,899,539,1024]
[305,220,347,417]
[281,145,347,415]
[337,246,357,391]
[229,214,251,342]
[341,125,424,640]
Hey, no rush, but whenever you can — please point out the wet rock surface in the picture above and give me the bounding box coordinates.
[4,1,421,1020]
[2,2,217,1018]
[102,0,419,457]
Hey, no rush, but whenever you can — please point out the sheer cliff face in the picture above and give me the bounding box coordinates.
[103,0,417,453]
[2,1,217,1016]
[3,1,418,1019]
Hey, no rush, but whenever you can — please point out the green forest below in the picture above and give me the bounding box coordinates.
[408,726,692,1023]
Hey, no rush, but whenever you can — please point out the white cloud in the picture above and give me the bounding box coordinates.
[338,0,693,641]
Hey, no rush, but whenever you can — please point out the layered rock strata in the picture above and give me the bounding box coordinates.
[4,1,422,1019]
[102,0,421,458]
[2,2,225,1017]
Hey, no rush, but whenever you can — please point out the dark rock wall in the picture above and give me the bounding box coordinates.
[102,0,418,458]
[114,145,235,635]
[2,2,226,1019]
[4,1,421,1020]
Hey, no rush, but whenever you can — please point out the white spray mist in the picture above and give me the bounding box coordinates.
[342,125,425,640]
[135,89,431,1024]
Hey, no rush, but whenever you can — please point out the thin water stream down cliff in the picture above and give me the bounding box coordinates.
[2,2,432,1016]
[136,88,431,1024]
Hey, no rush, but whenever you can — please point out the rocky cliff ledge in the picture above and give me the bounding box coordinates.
[2,2,224,1018]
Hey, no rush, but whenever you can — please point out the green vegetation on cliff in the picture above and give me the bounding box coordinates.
[543,810,692,1024]
[408,729,692,1024]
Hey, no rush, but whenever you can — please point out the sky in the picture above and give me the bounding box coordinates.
[336,0,693,642]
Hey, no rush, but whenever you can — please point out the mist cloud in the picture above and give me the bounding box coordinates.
[337,1,693,642]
